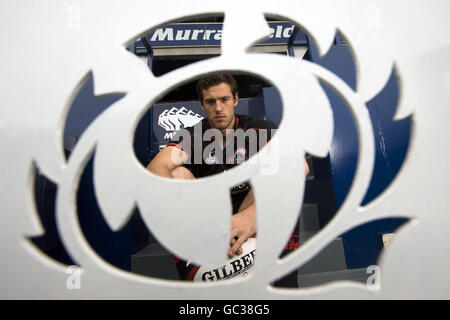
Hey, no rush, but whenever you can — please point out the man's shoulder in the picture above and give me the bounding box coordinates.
[237,114,278,130]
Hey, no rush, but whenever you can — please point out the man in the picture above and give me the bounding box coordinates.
[147,73,309,266]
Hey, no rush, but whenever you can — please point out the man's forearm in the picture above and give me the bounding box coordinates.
[146,145,188,178]
[229,200,256,258]
[235,203,256,236]
[146,161,173,178]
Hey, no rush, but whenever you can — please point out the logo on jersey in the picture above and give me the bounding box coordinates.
[230,182,251,195]
[231,147,246,164]
[205,150,218,165]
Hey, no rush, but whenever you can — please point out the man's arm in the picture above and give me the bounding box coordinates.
[229,202,256,258]
[227,158,310,258]
[304,158,310,176]
[146,146,188,178]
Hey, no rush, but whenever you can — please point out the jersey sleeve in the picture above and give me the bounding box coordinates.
[166,126,194,158]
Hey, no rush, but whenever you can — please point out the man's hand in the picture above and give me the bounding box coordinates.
[146,146,188,178]
[228,203,256,258]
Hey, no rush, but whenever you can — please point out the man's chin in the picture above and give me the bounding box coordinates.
[212,121,228,130]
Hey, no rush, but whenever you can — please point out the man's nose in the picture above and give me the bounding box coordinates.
[215,101,224,112]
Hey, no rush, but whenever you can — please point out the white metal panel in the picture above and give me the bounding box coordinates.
[0,0,449,299]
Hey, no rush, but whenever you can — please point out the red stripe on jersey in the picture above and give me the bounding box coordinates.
[167,143,191,157]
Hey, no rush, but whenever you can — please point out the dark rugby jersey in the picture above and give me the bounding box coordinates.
[167,114,278,213]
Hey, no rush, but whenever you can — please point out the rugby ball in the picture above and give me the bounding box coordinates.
[185,237,256,282]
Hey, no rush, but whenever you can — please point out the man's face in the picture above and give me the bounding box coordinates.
[200,82,238,132]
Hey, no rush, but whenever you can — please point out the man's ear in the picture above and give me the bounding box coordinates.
[233,94,239,107]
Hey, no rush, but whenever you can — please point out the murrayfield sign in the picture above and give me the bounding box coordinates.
[135,22,306,48]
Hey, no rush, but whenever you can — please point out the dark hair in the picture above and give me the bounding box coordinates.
[196,73,239,103]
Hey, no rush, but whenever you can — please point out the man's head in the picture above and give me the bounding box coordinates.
[196,73,239,132]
